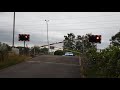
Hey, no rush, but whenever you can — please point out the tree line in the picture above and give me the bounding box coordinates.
[0,42,49,61]
[54,33,96,55]
[56,31,120,78]
[80,31,120,78]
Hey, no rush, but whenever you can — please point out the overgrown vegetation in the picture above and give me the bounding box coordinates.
[81,31,120,78]
[0,43,10,62]
[82,46,120,78]
[63,31,120,78]
[0,55,28,70]
[30,46,48,55]
[63,33,96,53]
[0,42,30,70]
[54,50,64,55]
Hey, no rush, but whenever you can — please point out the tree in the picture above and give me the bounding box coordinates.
[0,42,10,61]
[110,31,120,46]
[31,46,40,55]
[75,35,83,51]
[75,33,96,53]
[63,33,97,54]
[40,47,48,54]
[82,31,120,77]
[63,33,75,50]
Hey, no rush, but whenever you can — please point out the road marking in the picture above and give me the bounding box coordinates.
[27,61,80,66]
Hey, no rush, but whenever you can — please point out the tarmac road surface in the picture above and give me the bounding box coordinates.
[0,55,81,78]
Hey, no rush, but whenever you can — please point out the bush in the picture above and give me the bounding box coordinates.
[83,46,120,78]
[0,42,30,70]
[54,50,64,55]
[0,43,10,62]
[0,55,28,70]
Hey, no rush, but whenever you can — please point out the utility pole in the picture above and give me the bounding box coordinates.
[12,12,15,48]
[82,36,85,54]
[83,40,84,53]
[45,20,50,54]
[24,40,25,55]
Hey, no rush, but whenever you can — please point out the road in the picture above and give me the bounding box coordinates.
[0,55,81,78]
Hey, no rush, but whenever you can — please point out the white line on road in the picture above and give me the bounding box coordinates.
[27,61,80,66]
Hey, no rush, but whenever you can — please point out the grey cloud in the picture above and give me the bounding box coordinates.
[0,12,120,49]
[0,29,13,44]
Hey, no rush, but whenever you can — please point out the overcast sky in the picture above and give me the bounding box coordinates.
[0,12,120,49]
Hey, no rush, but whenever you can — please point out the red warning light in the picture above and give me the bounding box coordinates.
[96,36,99,40]
[18,34,30,41]
[25,35,27,38]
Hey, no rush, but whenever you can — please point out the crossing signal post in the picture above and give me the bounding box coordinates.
[19,34,30,55]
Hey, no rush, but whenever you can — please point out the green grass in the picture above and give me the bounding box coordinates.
[0,55,31,70]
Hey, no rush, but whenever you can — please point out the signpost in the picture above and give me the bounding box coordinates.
[18,34,30,55]
[89,35,102,51]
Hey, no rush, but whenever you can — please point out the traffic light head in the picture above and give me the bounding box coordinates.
[96,36,99,40]
[19,34,24,41]
[89,35,95,42]
[95,35,101,43]
[89,35,101,43]
[19,34,30,41]
[24,34,30,41]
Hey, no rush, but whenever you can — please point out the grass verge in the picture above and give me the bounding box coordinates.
[0,55,31,70]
